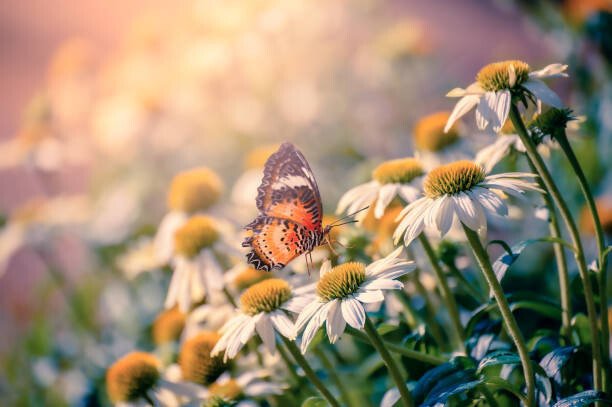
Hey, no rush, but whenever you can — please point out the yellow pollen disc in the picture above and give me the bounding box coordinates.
[372,158,424,185]
[317,262,366,301]
[174,215,219,258]
[152,307,186,345]
[106,352,161,402]
[209,379,243,401]
[167,167,224,213]
[240,279,292,316]
[476,60,531,92]
[179,332,227,386]
[414,111,460,151]
[234,267,273,291]
[244,144,280,169]
[423,161,486,199]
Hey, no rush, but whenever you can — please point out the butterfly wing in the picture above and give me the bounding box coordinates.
[243,216,314,271]
[253,142,323,231]
[244,142,324,270]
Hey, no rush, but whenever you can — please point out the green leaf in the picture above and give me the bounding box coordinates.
[552,390,611,407]
[539,346,579,381]
[481,377,528,405]
[476,350,521,374]
[301,397,328,407]
[376,323,400,336]
[571,313,592,346]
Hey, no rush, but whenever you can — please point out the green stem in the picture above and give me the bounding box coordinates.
[314,348,353,406]
[419,234,466,352]
[524,157,572,337]
[276,342,303,386]
[462,225,535,407]
[445,261,487,303]
[555,131,610,388]
[281,337,341,407]
[346,327,445,365]
[509,104,602,393]
[363,316,414,407]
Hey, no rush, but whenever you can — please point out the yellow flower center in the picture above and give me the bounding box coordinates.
[180,332,227,386]
[244,144,280,169]
[423,161,486,199]
[316,262,366,301]
[167,167,224,213]
[413,111,460,152]
[234,267,273,291]
[173,215,219,258]
[106,352,160,402]
[240,279,292,316]
[372,158,424,185]
[476,60,531,92]
[209,379,243,401]
[152,307,186,345]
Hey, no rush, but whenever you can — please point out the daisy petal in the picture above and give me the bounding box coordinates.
[270,311,296,339]
[354,289,385,303]
[326,300,346,343]
[255,314,276,354]
[445,94,480,132]
[523,79,563,108]
[341,297,366,329]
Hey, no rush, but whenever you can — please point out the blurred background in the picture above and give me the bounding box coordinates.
[0,0,610,405]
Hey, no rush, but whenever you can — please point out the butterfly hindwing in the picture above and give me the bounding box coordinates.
[242,216,318,271]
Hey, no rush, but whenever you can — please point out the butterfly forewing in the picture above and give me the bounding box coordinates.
[244,142,325,270]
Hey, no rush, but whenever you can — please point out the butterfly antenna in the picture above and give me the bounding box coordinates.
[328,206,369,227]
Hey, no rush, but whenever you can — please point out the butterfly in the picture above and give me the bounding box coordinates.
[242,142,361,271]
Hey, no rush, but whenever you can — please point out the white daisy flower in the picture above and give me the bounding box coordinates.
[393,160,541,247]
[295,247,415,353]
[106,352,206,407]
[116,236,165,280]
[211,278,311,362]
[164,215,234,312]
[154,167,224,264]
[412,111,475,170]
[444,61,568,134]
[182,294,236,341]
[337,158,424,221]
[201,371,287,406]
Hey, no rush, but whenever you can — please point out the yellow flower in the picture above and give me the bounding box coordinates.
[152,307,186,345]
[167,167,223,213]
[180,332,227,386]
[413,111,460,152]
[106,352,161,402]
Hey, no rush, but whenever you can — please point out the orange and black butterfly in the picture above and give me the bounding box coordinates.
[243,142,359,271]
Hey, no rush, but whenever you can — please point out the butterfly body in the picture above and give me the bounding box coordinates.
[242,142,329,271]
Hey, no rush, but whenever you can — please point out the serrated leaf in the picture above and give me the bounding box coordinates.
[476,350,521,374]
[301,397,328,407]
[552,390,611,407]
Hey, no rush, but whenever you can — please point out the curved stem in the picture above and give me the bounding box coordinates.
[524,158,572,337]
[462,225,535,407]
[363,316,414,407]
[509,104,602,393]
[419,234,466,352]
[281,337,341,407]
[555,131,610,388]
[346,326,446,366]
[314,348,353,406]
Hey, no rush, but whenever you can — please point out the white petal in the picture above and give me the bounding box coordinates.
[270,311,296,339]
[380,387,401,407]
[528,63,568,79]
[341,297,366,329]
[397,184,420,204]
[336,182,378,215]
[523,79,563,108]
[300,303,330,353]
[453,193,482,232]
[366,246,403,276]
[295,301,325,333]
[475,137,516,172]
[375,184,400,218]
[255,314,276,354]
[283,295,315,314]
[472,187,508,216]
[435,195,454,236]
[320,260,332,277]
[354,290,385,303]
[361,279,404,291]
[326,300,346,343]
[492,91,511,133]
[445,95,480,132]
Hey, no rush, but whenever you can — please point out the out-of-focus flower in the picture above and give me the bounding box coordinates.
[372,18,430,59]
[117,236,165,280]
[203,371,287,406]
[211,279,310,362]
[179,332,227,386]
[225,264,273,292]
[182,296,236,340]
[152,307,186,346]
[337,158,424,221]
[362,204,404,257]
[165,215,232,312]
[155,167,224,264]
[580,196,612,236]
[563,0,612,24]
[106,351,200,406]
[394,161,541,246]
[445,61,568,133]
[295,247,414,353]
[0,195,90,276]
[413,111,473,169]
